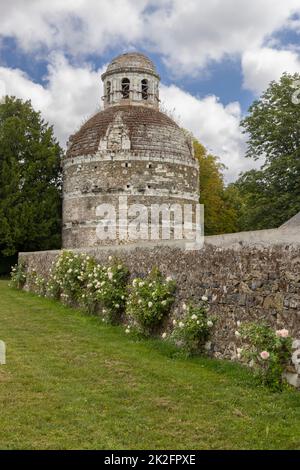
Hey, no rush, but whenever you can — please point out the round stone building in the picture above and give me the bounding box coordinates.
[62,52,200,248]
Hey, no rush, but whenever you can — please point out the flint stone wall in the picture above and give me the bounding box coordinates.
[19,230,300,387]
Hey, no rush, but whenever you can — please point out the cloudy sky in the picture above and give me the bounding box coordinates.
[0,0,300,181]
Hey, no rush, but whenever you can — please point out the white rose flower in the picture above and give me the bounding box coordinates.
[237,348,243,359]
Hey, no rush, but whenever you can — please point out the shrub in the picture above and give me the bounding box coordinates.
[29,271,47,297]
[126,268,176,336]
[83,258,129,323]
[47,252,129,323]
[10,262,27,289]
[167,299,216,355]
[47,251,96,304]
[238,323,292,390]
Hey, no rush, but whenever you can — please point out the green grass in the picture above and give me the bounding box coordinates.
[0,280,299,450]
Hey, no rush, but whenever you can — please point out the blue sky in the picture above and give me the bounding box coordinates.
[0,1,299,181]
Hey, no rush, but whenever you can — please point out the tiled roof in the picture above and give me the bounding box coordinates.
[66,105,180,158]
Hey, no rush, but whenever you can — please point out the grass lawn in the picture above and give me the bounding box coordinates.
[0,280,299,450]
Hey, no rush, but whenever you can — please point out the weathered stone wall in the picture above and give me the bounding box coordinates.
[19,236,300,387]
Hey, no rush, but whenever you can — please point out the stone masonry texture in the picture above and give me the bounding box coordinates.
[20,243,300,356]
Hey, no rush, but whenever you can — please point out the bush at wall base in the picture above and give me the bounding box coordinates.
[237,323,293,391]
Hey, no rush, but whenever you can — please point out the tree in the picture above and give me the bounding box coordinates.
[0,96,63,259]
[235,73,300,230]
[194,140,240,235]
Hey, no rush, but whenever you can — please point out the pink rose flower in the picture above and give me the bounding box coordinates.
[260,351,270,360]
[276,329,289,338]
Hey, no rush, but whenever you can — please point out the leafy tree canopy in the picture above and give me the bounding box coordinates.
[194,140,241,235]
[233,73,300,230]
[0,96,63,257]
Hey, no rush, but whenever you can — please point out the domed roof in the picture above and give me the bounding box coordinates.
[67,105,191,160]
[102,52,159,78]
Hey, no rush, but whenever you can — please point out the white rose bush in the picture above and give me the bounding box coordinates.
[94,262,129,324]
[10,261,27,289]
[126,267,176,337]
[166,299,216,356]
[47,251,96,304]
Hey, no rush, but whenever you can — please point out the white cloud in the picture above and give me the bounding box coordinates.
[0,55,105,145]
[146,0,300,75]
[0,0,147,55]
[0,1,300,75]
[160,84,259,181]
[242,47,300,95]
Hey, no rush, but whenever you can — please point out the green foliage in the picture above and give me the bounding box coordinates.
[238,323,293,391]
[233,73,300,230]
[168,300,216,355]
[10,261,27,289]
[32,251,129,324]
[47,251,96,304]
[2,279,300,450]
[194,140,240,234]
[85,258,129,324]
[0,96,62,257]
[0,254,18,276]
[126,268,176,336]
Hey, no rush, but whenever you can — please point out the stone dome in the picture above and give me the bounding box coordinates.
[103,52,158,77]
[67,105,192,160]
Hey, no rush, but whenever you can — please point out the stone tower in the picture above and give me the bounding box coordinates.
[62,52,199,248]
